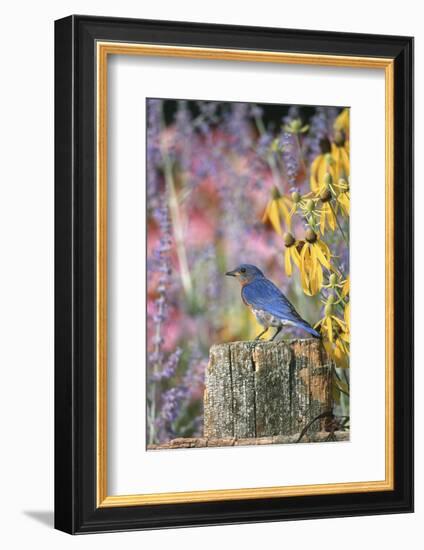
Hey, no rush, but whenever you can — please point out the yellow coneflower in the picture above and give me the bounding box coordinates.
[315,298,349,369]
[287,191,315,222]
[283,232,301,277]
[334,108,350,136]
[262,187,292,233]
[317,187,336,234]
[299,228,332,296]
[342,275,350,298]
[329,337,350,369]
[336,178,350,216]
[310,147,350,231]
[310,146,349,196]
[323,273,349,300]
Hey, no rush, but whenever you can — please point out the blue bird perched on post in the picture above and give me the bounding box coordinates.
[226,264,321,340]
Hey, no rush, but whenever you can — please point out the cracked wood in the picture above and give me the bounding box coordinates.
[204,339,333,439]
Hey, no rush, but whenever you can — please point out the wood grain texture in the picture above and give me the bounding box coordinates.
[204,340,332,439]
[147,432,349,450]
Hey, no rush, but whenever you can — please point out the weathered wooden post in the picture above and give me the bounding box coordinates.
[204,339,332,440]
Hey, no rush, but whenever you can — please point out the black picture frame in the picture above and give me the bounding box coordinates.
[55,15,414,534]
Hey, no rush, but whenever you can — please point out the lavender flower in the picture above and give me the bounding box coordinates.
[175,100,193,173]
[160,386,189,423]
[196,100,219,129]
[147,203,175,443]
[152,348,183,381]
[256,132,273,158]
[183,346,206,398]
[146,99,163,206]
[148,205,172,359]
[280,131,299,186]
[224,102,252,153]
[303,107,328,163]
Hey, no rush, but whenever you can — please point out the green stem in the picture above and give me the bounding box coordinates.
[342,368,350,386]
[333,365,350,397]
[334,288,348,305]
[254,114,266,135]
[160,111,193,298]
[254,115,285,194]
[329,201,349,246]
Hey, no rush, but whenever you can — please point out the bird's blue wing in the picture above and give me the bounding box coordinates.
[242,278,320,338]
[242,278,296,318]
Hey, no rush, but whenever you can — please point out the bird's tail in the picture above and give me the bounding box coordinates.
[297,320,321,339]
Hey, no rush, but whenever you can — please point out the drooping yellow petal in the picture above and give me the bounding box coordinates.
[344,302,350,332]
[309,243,317,282]
[263,199,282,235]
[310,270,319,296]
[328,204,336,231]
[318,238,331,256]
[332,315,346,331]
[300,244,312,296]
[334,108,350,134]
[342,276,350,297]
[337,192,350,215]
[312,261,323,295]
[340,331,350,343]
[331,143,350,177]
[326,316,333,343]
[284,247,293,277]
[310,155,326,193]
[291,246,301,268]
[298,243,323,296]
[333,338,349,368]
[315,240,332,270]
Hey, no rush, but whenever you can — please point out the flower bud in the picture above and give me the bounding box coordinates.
[325,303,333,317]
[291,191,301,203]
[284,232,296,247]
[305,199,315,213]
[291,119,302,132]
[319,188,332,203]
[329,273,338,286]
[305,228,317,243]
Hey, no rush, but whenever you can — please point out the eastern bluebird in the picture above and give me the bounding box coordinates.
[226,263,321,340]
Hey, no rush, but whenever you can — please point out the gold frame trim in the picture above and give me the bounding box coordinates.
[96,42,395,508]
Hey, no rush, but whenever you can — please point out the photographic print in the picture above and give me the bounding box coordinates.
[55,17,413,532]
[146,98,350,450]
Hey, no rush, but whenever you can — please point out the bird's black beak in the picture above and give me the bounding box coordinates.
[225,270,237,277]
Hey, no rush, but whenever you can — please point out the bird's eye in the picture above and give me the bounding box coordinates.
[240,267,246,273]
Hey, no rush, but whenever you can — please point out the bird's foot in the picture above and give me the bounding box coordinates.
[270,327,283,342]
[254,328,269,341]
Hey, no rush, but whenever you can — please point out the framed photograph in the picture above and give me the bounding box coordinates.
[54,15,413,534]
